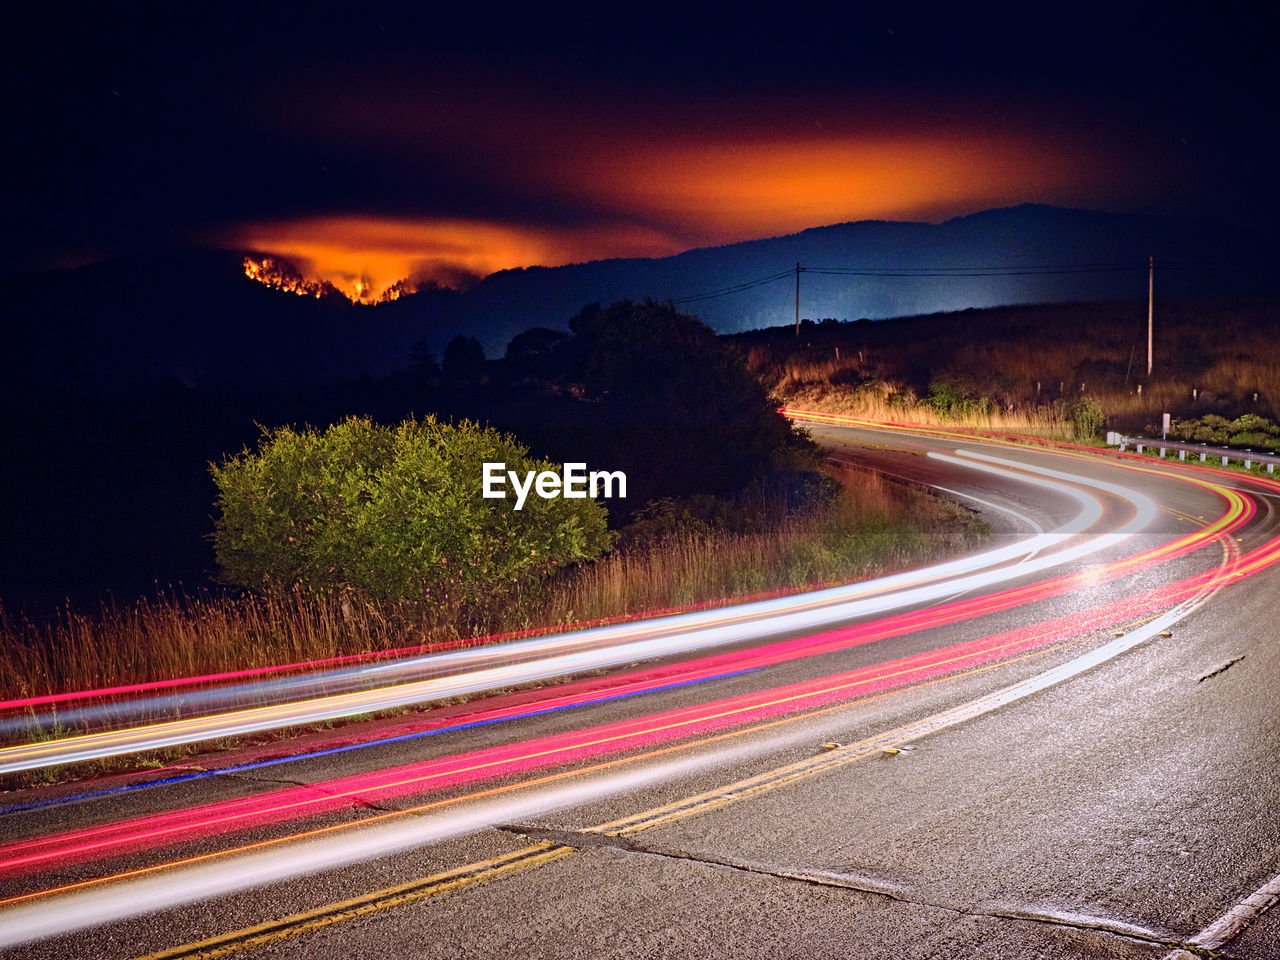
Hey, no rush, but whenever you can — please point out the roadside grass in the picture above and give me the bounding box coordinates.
[736,300,1280,435]
[0,464,987,768]
[779,381,1072,437]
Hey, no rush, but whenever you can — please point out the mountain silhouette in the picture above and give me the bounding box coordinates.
[1,205,1270,394]
[1,204,1273,609]
[446,204,1267,352]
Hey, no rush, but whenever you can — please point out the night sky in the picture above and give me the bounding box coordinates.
[7,2,1275,301]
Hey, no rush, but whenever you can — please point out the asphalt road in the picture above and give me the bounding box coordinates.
[2,420,1278,959]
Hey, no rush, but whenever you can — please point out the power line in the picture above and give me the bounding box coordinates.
[668,259,1223,303]
[805,263,1147,277]
[669,270,794,304]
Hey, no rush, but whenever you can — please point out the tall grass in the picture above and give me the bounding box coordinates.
[0,465,985,705]
[738,300,1280,432]
[781,380,1071,436]
[539,466,981,624]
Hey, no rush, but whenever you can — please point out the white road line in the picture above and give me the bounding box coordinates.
[0,571,1225,948]
[931,485,1046,535]
[1163,868,1280,958]
[4,453,1156,772]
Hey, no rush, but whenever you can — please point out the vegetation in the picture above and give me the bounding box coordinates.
[1069,397,1106,440]
[210,416,612,603]
[559,300,809,505]
[0,296,995,755]
[1168,413,1280,451]
[737,301,1280,435]
[0,464,985,713]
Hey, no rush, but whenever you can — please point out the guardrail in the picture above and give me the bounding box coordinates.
[1105,432,1280,472]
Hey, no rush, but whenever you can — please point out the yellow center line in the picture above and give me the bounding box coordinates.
[125,603,1196,960]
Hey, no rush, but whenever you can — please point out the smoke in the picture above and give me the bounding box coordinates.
[406,258,484,291]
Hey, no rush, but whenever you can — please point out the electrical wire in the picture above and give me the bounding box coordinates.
[668,259,1222,303]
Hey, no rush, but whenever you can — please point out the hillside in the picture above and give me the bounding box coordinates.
[3,206,1272,395]
[734,300,1280,432]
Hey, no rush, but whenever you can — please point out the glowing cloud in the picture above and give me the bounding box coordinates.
[584,134,1082,241]
[218,74,1128,301]
[228,216,680,301]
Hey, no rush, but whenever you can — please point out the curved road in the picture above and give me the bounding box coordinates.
[1,417,1278,959]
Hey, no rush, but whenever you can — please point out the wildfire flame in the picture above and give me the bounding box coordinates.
[242,256,335,299]
[241,256,415,303]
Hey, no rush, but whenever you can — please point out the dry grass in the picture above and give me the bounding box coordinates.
[780,380,1071,437]
[0,465,985,706]
[738,300,1280,432]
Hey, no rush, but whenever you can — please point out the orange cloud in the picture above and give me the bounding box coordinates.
[570,133,1086,243]
[222,119,1112,299]
[226,216,681,301]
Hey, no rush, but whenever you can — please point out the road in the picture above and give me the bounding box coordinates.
[1,417,1278,959]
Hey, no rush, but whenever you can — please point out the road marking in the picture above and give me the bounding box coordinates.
[811,431,926,455]
[594,593,1215,841]
[122,454,1260,959]
[133,843,574,960]
[1162,868,1280,958]
[132,600,1215,960]
[931,485,1045,535]
[59,430,1263,956]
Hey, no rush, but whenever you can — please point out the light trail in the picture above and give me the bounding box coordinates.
[0,610,1142,878]
[0,454,1215,814]
[0,453,1175,772]
[0,478,1088,737]
[1,506,1268,881]
[0,739,776,948]
[4,426,1279,947]
[6,516,1275,946]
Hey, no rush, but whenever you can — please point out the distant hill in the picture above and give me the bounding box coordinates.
[2,205,1271,392]
[448,205,1268,351]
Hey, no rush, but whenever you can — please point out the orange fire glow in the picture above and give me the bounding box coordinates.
[225,122,1102,302]
[229,216,679,303]
[242,256,337,299]
[575,133,1083,241]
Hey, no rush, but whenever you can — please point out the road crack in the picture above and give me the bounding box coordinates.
[1198,656,1245,683]
[496,823,1221,955]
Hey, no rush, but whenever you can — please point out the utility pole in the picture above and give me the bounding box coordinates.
[1152,256,1162,378]
[794,262,801,337]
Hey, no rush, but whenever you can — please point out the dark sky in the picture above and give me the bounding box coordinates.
[7,2,1275,299]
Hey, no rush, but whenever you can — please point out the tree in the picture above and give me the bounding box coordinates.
[210,416,612,603]
[503,327,569,382]
[442,334,486,385]
[565,300,811,505]
[505,327,568,363]
[407,339,441,379]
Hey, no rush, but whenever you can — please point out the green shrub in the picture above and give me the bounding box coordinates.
[1229,431,1270,448]
[1068,397,1106,440]
[1175,414,1279,449]
[928,379,970,418]
[210,416,613,603]
[1231,414,1273,434]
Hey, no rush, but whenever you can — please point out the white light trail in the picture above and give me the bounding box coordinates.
[0,570,1219,948]
[0,736,773,947]
[0,449,1161,773]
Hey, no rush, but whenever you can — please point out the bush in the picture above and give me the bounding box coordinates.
[1174,414,1279,449]
[564,300,810,507]
[210,416,612,603]
[928,379,970,417]
[1069,397,1106,440]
